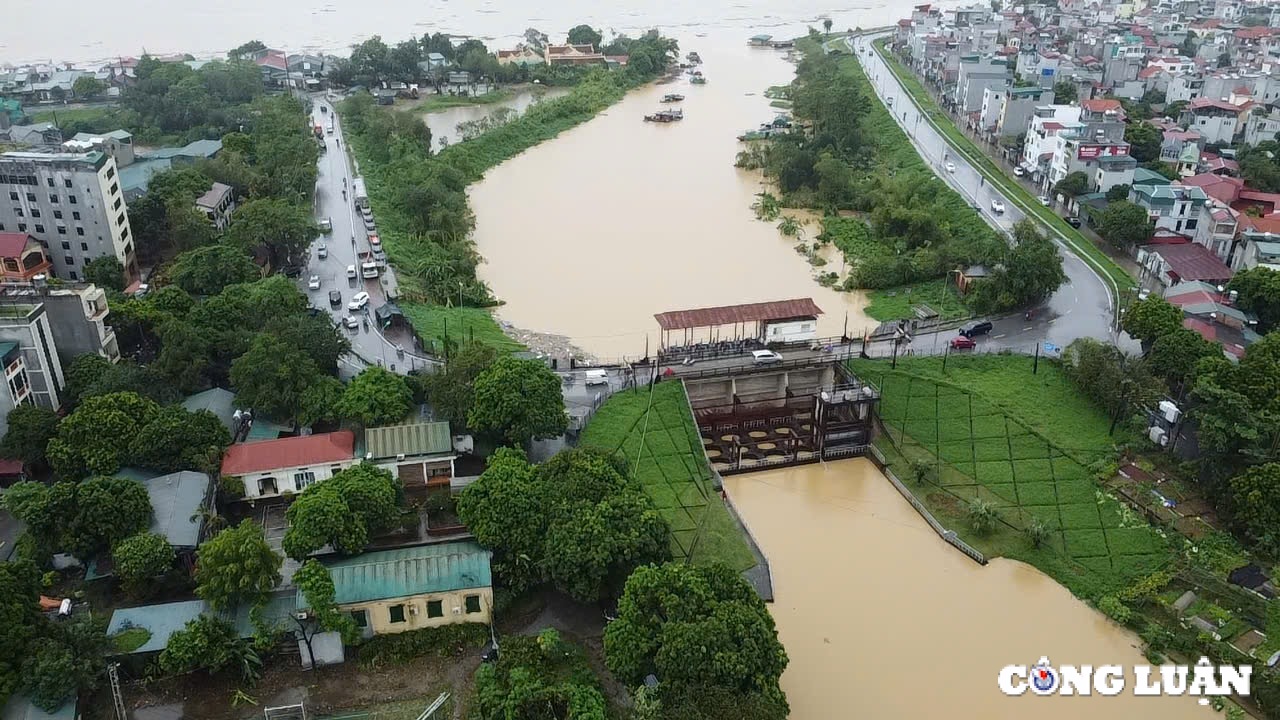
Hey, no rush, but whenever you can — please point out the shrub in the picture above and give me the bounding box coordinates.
[356,623,489,668]
[967,498,1000,535]
[1098,595,1133,625]
[1025,518,1051,549]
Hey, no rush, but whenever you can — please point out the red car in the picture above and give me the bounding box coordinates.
[950,336,976,350]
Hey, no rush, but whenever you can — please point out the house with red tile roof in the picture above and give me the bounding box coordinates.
[543,44,605,66]
[1164,281,1261,358]
[0,232,52,285]
[221,430,357,500]
[1138,241,1234,288]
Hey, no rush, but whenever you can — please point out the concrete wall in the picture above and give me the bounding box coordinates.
[240,458,357,499]
[685,365,835,408]
[341,587,492,635]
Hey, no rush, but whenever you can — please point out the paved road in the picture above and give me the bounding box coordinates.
[304,97,438,376]
[846,35,1135,355]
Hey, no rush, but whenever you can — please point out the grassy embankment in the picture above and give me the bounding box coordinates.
[347,71,647,353]
[395,89,516,113]
[871,38,1135,305]
[579,381,758,572]
[850,355,1168,601]
[30,105,117,125]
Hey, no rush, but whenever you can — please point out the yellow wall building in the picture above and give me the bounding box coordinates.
[300,541,492,637]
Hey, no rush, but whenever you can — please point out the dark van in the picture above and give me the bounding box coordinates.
[961,321,993,338]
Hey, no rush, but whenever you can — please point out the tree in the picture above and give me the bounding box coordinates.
[299,375,345,428]
[21,615,110,712]
[1228,463,1280,552]
[263,312,349,374]
[292,560,357,670]
[71,76,106,99]
[566,24,603,49]
[468,356,568,446]
[1053,171,1090,198]
[967,221,1065,313]
[282,464,401,560]
[195,520,282,612]
[458,448,669,601]
[227,40,267,60]
[604,563,788,708]
[823,18,834,34]
[1228,267,1280,333]
[1105,183,1132,202]
[424,342,497,427]
[156,615,261,682]
[1052,80,1077,103]
[0,561,43,706]
[66,476,153,560]
[46,392,159,479]
[154,319,211,393]
[336,367,413,426]
[62,353,113,407]
[967,498,1000,534]
[230,334,321,424]
[112,532,175,595]
[130,406,232,473]
[224,198,317,267]
[1062,338,1164,434]
[1190,332,1280,479]
[1149,326,1221,388]
[84,256,126,292]
[0,405,59,470]
[1123,295,1185,345]
[1096,200,1154,249]
[1218,52,1232,68]
[168,244,260,296]
[1125,122,1162,163]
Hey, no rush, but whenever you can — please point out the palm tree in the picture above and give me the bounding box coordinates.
[823,18,833,35]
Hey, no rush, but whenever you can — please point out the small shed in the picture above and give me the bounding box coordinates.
[364,421,456,489]
[956,265,991,294]
[749,34,774,46]
[375,301,406,329]
[143,471,215,554]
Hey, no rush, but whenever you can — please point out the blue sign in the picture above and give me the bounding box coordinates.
[1043,342,1060,354]
[1041,68,1055,77]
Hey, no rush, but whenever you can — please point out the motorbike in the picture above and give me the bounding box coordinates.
[342,189,346,200]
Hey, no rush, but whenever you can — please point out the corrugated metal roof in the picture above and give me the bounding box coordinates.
[365,421,453,461]
[307,541,491,608]
[654,298,823,331]
[2,695,76,720]
[181,388,237,434]
[106,599,205,654]
[143,471,211,548]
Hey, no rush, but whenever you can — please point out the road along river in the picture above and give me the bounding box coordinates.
[723,460,1215,720]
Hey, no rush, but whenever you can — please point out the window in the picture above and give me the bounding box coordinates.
[464,595,481,614]
[45,177,53,187]
[68,271,77,280]
[29,209,38,218]
[56,226,65,235]
[63,179,72,189]
[53,210,61,219]
[25,193,34,202]
[64,256,74,266]
[60,242,70,251]
[80,243,88,251]
[105,167,115,181]
[389,605,406,623]
[13,208,21,217]
[68,196,76,205]
[1185,219,1198,230]
[109,182,118,196]
[7,192,16,201]
[34,225,43,234]
[350,609,368,628]
[427,600,444,618]
[293,470,317,489]
[112,197,122,211]
[115,212,125,227]
[75,228,84,236]
[72,211,79,221]
[16,224,25,233]
[48,194,58,204]
[120,226,130,240]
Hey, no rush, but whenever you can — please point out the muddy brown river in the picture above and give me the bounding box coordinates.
[724,460,1215,719]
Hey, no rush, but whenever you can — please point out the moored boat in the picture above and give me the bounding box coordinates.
[691,75,707,85]
[644,109,684,122]
[661,93,685,102]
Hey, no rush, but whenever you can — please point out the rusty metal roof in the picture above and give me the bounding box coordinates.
[654,298,823,331]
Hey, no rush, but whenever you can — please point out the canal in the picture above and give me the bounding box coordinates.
[723,460,1215,719]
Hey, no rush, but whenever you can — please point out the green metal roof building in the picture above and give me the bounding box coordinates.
[306,541,492,607]
[363,421,453,462]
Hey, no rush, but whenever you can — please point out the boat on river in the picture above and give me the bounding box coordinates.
[644,109,684,123]
[691,75,707,85]
[687,51,702,64]
[661,93,685,102]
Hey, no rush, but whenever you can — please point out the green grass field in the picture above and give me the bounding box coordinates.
[580,382,757,572]
[400,303,525,355]
[864,279,971,322]
[853,355,1169,598]
[29,105,117,125]
[871,39,1134,303]
[400,89,516,114]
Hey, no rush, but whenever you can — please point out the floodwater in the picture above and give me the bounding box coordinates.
[423,86,569,152]
[469,33,876,360]
[723,460,1216,720]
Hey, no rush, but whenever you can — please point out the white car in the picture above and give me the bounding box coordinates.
[346,264,357,279]
[343,315,359,329]
[990,199,1006,214]
[307,275,321,290]
[1038,195,1051,206]
[347,291,370,311]
[752,349,783,365]
[1013,167,1025,177]
[945,161,956,173]
[318,217,332,233]
[317,243,328,259]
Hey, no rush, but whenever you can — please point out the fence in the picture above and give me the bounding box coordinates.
[868,445,987,565]
[860,336,1061,362]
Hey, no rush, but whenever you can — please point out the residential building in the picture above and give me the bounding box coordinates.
[0,342,34,438]
[364,421,457,490]
[1102,34,1148,87]
[994,85,1055,138]
[0,303,65,420]
[1202,204,1240,261]
[141,139,222,166]
[1021,105,1083,182]
[496,47,543,66]
[195,182,235,231]
[1160,128,1203,166]
[304,542,492,637]
[1138,240,1234,288]
[0,123,62,149]
[137,470,216,556]
[0,232,52,285]
[37,282,119,362]
[220,430,357,500]
[1166,72,1206,103]
[1130,183,1210,236]
[1245,107,1280,145]
[1164,280,1260,358]
[0,151,138,284]
[1182,97,1249,144]
[64,130,134,167]
[954,55,1009,112]
[1231,220,1280,270]
[1078,98,1127,142]
[543,44,605,66]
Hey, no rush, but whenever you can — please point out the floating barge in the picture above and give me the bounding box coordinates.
[661,93,685,102]
[691,75,707,85]
[687,51,702,64]
[644,109,684,122]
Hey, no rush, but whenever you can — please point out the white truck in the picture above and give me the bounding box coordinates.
[352,177,369,210]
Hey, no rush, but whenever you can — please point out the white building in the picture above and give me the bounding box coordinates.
[220,430,357,500]
[1021,105,1084,184]
[0,302,65,431]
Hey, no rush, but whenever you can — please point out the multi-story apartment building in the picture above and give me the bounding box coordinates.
[954,55,1010,112]
[38,283,120,362]
[1130,183,1210,237]
[995,85,1055,138]
[1021,105,1084,183]
[1182,97,1249,144]
[0,150,138,285]
[0,302,65,423]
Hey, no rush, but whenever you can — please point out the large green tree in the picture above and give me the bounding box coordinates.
[1191,332,1280,479]
[336,367,413,426]
[1123,295,1185,345]
[468,356,568,445]
[566,24,603,48]
[604,563,788,710]
[112,532,176,596]
[130,406,232,474]
[1096,200,1154,249]
[1062,338,1164,434]
[156,615,261,682]
[1228,267,1280,333]
[20,615,110,712]
[457,448,668,600]
[968,220,1066,312]
[225,198,317,267]
[46,392,160,478]
[0,561,43,706]
[1052,80,1077,103]
[282,464,402,560]
[291,560,358,669]
[1124,122,1162,163]
[1053,171,1090,198]
[0,405,60,470]
[1148,326,1221,388]
[168,244,260,296]
[1228,463,1280,552]
[194,520,282,612]
[424,342,497,427]
[66,477,153,560]
[84,256,126,292]
[230,334,321,424]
